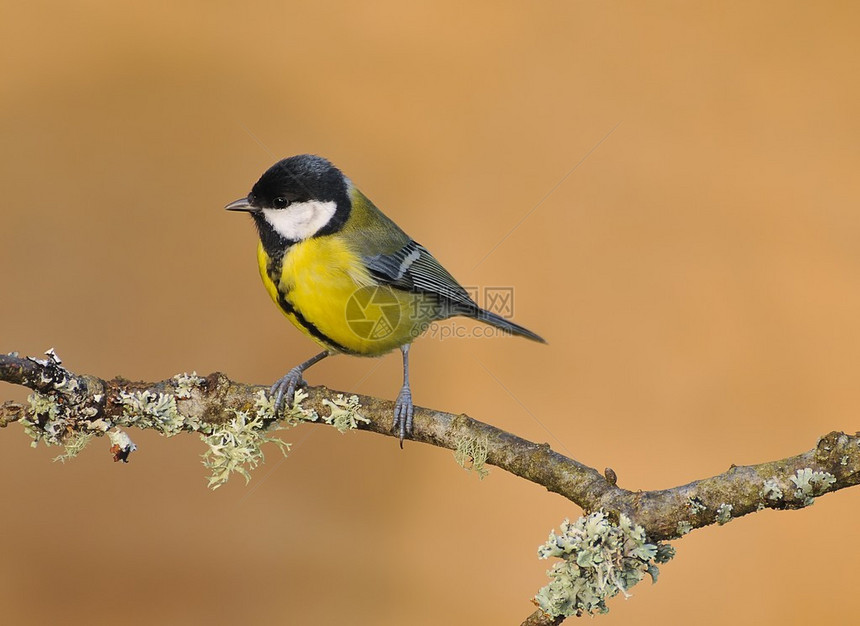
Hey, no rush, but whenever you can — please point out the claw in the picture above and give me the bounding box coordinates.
[271,367,305,414]
[392,344,415,448]
[393,386,414,448]
[270,350,331,416]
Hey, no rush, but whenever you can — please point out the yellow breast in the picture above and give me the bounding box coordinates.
[257,239,429,355]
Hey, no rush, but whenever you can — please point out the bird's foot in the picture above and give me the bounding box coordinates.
[271,367,306,414]
[392,385,414,448]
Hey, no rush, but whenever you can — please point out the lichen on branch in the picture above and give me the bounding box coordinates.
[535,512,675,618]
[2,350,860,625]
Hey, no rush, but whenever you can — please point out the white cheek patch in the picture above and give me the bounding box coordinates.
[262,200,337,241]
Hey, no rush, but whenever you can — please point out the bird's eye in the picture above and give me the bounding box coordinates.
[273,197,290,209]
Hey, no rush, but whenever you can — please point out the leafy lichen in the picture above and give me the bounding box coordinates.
[17,350,106,458]
[15,352,336,478]
[200,408,289,489]
[320,394,367,433]
[173,371,204,399]
[21,392,63,447]
[117,390,184,436]
[453,434,490,479]
[676,521,693,537]
[790,468,836,506]
[761,478,783,501]
[281,388,319,425]
[715,503,733,525]
[198,388,327,488]
[534,512,675,618]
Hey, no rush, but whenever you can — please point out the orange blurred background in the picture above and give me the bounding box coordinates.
[2,2,859,624]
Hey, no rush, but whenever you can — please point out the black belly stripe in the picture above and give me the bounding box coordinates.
[276,291,361,355]
[266,262,359,356]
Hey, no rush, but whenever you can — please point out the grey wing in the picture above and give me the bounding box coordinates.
[364,240,478,316]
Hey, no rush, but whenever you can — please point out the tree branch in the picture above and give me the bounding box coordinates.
[2,350,858,625]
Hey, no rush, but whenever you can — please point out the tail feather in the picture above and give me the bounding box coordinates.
[471,308,546,344]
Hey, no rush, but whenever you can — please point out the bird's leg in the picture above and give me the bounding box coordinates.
[393,343,414,447]
[271,350,331,413]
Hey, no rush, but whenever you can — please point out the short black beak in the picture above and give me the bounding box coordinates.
[225,197,254,212]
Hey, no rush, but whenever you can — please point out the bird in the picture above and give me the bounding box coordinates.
[226,154,545,445]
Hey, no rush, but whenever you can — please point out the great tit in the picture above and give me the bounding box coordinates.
[226,154,544,444]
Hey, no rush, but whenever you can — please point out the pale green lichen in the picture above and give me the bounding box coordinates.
[761,478,783,501]
[117,390,184,436]
[18,350,103,457]
[53,431,96,463]
[841,455,849,466]
[534,512,675,618]
[85,418,112,433]
[686,496,707,515]
[173,371,204,399]
[453,434,490,479]
[199,388,324,488]
[280,388,319,425]
[320,394,367,433]
[23,384,139,460]
[21,392,64,447]
[200,408,290,489]
[18,350,355,483]
[715,503,733,525]
[790,468,836,506]
[253,389,277,421]
[676,521,693,537]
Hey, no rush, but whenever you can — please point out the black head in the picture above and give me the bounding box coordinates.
[248,154,348,210]
[226,154,352,253]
